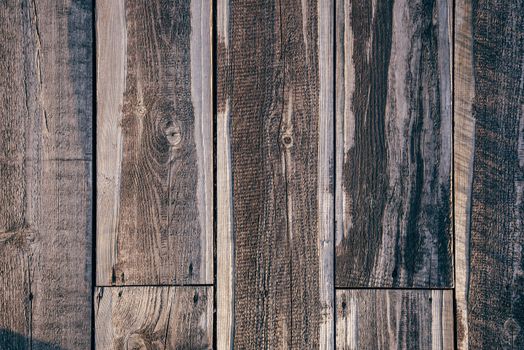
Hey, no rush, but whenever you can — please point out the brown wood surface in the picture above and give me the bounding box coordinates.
[216,0,334,348]
[95,286,213,349]
[336,289,454,350]
[454,0,524,348]
[0,0,93,348]
[335,0,453,288]
[96,0,213,286]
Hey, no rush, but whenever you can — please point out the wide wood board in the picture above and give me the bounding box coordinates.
[216,0,334,347]
[454,0,524,348]
[335,0,453,288]
[96,0,213,286]
[0,0,93,348]
[95,286,213,349]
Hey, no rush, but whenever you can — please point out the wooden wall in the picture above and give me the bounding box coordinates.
[0,0,522,349]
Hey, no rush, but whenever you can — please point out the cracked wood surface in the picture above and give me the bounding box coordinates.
[96,0,213,286]
[95,286,213,349]
[0,0,92,348]
[454,0,524,348]
[216,0,334,348]
[335,0,453,288]
[336,289,454,350]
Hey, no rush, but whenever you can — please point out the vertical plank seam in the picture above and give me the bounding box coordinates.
[451,0,459,349]
[92,0,97,349]
[212,0,218,348]
[333,0,337,349]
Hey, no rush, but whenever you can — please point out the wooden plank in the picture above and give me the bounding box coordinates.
[0,0,92,348]
[454,0,524,348]
[216,0,334,348]
[95,286,213,349]
[336,290,454,350]
[335,0,453,287]
[96,0,213,285]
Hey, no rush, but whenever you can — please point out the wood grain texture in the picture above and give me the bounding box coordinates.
[216,0,334,348]
[453,0,475,347]
[454,0,524,348]
[336,290,454,350]
[0,0,92,348]
[95,286,213,349]
[97,0,213,285]
[335,0,453,287]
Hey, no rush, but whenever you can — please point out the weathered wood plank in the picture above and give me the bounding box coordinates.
[96,0,213,285]
[336,290,454,350]
[95,286,213,349]
[335,0,453,287]
[454,0,524,348]
[216,0,334,348]
[0,0,92,348]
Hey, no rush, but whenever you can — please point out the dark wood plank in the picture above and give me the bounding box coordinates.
[335,0,453,287]
[95,286,213,349]
[336,290,454,349]
[0,0,92,348]
[96,0,213,285]
[216,0,334,348]
[454,0,524,348]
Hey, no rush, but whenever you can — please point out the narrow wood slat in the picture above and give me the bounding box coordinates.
[0,0,92,348]
[336,290,454,350]
[96,0,213,285]
[95,286,213,349]
[217,0,334,348]
[335,0,453,288]
[454,0,524,348]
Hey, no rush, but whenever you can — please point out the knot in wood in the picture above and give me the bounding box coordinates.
[165,124,182,148]
[281,134,293,148]
[125,333,149,350]
[136,102,147,118]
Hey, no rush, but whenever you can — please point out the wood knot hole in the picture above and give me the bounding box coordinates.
[282,134,293,147]
[165,124,182,148]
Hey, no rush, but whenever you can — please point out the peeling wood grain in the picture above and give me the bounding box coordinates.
[454,0,524,348]
[96,0,213,285]
[95,286,213,349]
[216,0,334,348]
[335,0,453,288]
[0,0,92,348]
[336,290,454,350]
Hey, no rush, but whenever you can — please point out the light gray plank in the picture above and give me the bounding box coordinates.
[336,290,454,350]
[95,286,213,349]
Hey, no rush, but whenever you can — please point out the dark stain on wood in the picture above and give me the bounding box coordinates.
[464,0,524,348]
[336,0,453,288]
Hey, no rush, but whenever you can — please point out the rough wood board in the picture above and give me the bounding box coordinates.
[336,290,454,350]
[95,286,213,349]
[335,0,453,288]
[454,0,524,348]
[216,0,334,348]
[0,0,92,348]
[96,0,213,285]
